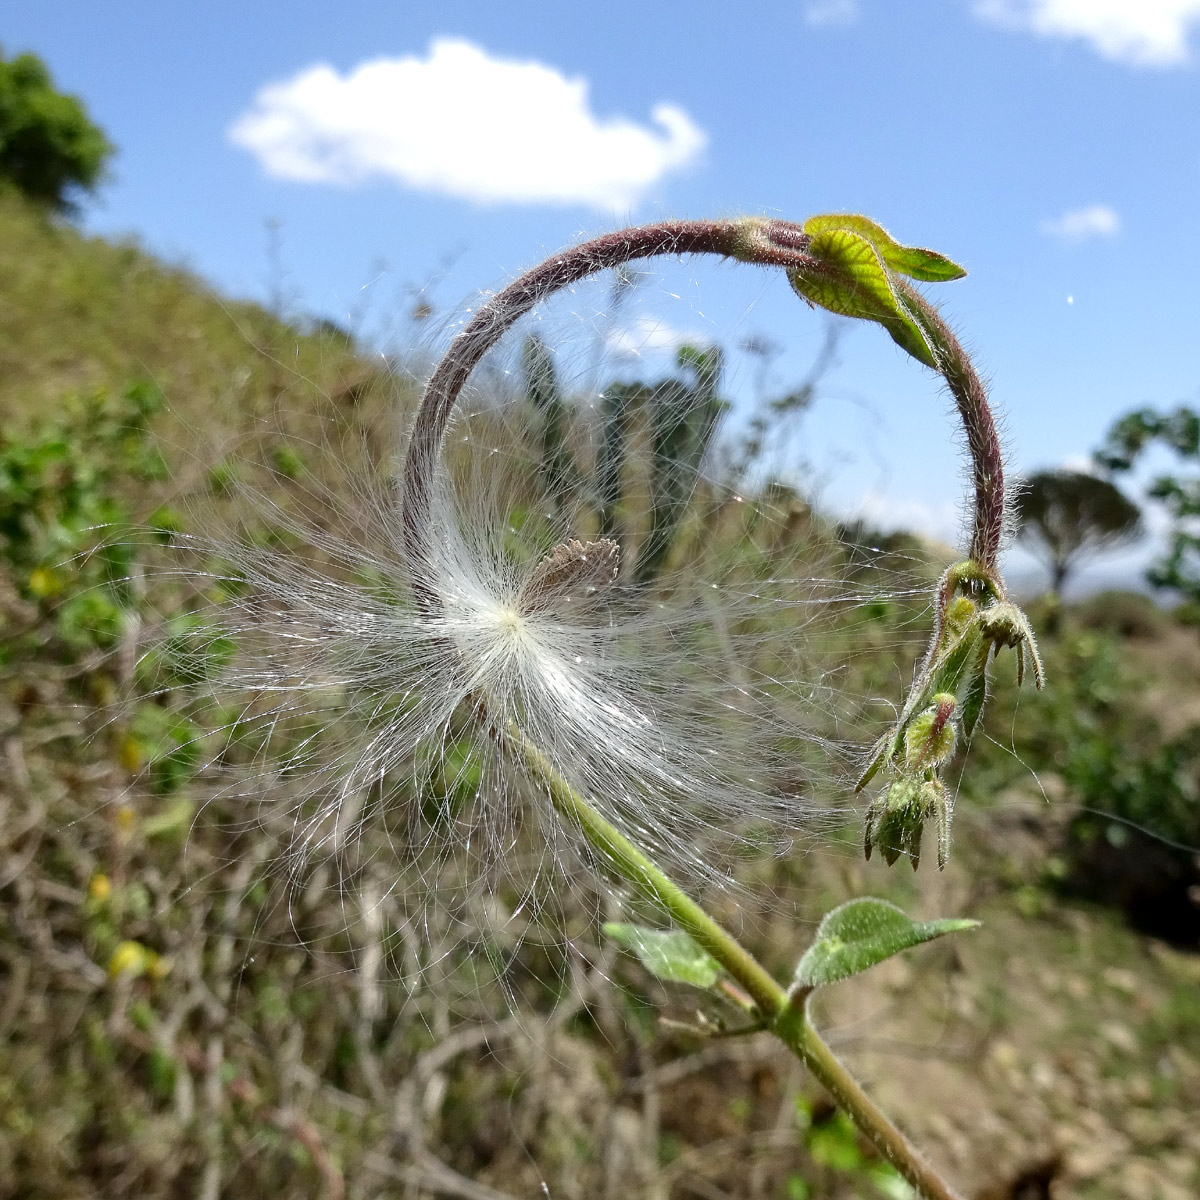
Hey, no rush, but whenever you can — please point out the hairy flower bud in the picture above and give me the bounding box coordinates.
[903,693,957,769]
[943,595,977,638]
[865,774,950,871]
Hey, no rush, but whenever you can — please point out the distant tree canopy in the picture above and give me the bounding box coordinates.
[1096,405,1200,609]
[1014,469,1142,596]
[0,47,113,213]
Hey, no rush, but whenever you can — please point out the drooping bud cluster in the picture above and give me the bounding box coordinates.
[859,560,1043,870]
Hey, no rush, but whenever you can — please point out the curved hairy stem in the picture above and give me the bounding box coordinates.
[401,219,801,581]
[896,278,1005,568]
[508,722,962,1200]
[401,217,1004,584]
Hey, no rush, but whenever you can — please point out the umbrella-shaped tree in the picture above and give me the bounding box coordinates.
[1015,468,1142,596]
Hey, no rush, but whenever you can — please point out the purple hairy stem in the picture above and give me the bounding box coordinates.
[401,218,1006,584]
[895,278,1006,569]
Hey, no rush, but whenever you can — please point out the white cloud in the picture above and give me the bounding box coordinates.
[803,0,861,27]
[229,38,707,210]
[973,0,1200,66]
[1039,203,1121,240]
[605,314,699,358]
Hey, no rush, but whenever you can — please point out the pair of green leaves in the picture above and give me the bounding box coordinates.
[606,897,976,994]
[788,214,966,369]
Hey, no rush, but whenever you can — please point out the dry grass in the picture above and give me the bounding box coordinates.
[3,191,1199,1199]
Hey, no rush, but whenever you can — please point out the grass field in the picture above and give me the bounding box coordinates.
[2,189,1199,1200]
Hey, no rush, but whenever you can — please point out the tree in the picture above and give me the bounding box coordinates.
[1096,406,1200,609]
[520,334,728,584]
[0,47,113,213]
[595,343,727,584]
[1014,469,1142,596]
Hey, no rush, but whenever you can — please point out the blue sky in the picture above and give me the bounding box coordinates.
[7,1,1200,583]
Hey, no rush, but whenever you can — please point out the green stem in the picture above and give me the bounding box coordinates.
[507,722,782,1016]
[775,1001,962,1200]
[505,722,962,1200]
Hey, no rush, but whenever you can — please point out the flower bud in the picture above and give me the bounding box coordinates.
[865,774,950,871]
[943,595,977,638]
[904,694,957,769]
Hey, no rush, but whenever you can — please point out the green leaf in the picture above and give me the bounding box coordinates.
[807,1111,866,1169]
[888,292,940,367]
[790,228,896,320]
[604,923,721,988]
[793,898,977,988]
[959,639,992,739]
[869,1167,919,1200]
[854,731,892,793]
[802,214,967,282]
[929,621,986,696]
[787,229,936,368]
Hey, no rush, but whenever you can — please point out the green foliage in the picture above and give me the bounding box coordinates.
[793,898,977,989]
[603,923,722,988]
[269,442,306,480]
[0,47,113,212]
[966,624,1200,934]
[137,613,235,689]
[1032,635,1200,854]
[605,895,979,1004]
[792,1096,915,1198]
[54,588,126,651]
[0,381,165,656]
[1097,406,1200,471]
[126,702,203,796]
[801,214,966,283]
[790,227,935,367]
[595,380,638,538]
[523,335,730,583]
[0,187,379,434]
[859,561,1043,870]
[1061,636,1182,821]
[637,344,726,583]
[430,735,485,817]
[1066,724,1200,851]
[1096,405,1200,608]
[1015,469,1142,595]
[787,215,965,369]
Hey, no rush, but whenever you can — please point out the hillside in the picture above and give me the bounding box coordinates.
[2,194,1199,1200]
[0,188,390,435]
